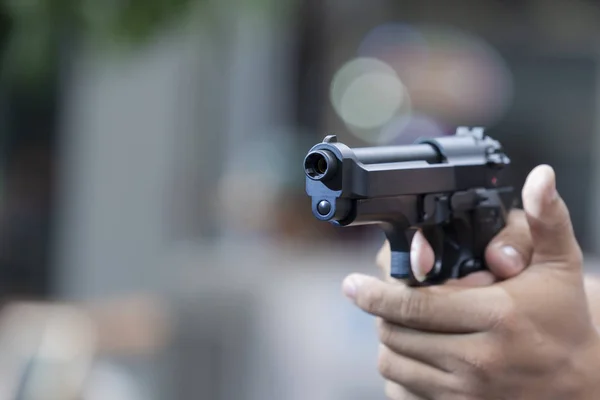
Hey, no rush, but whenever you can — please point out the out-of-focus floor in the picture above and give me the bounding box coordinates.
[164,241,386,400]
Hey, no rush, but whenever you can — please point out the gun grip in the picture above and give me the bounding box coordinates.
[390,251,411,280]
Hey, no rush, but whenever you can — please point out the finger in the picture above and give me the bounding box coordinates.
[521,165,582,266]
[378,345,459,399]
[410,231,435,282]
[377,241,392,278]
[377,318,470,372]
[485,209,533,279]
[342,274,496,332]
[447,271,496,287]
[384,381,425,400]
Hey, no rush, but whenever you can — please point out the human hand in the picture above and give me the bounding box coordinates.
[343,165,600,399]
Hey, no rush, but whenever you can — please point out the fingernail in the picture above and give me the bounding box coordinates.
[500,246,524,272]
[343,275,363,299]
[410,233,426,282]
[413,268,426,282]
[524,165,558,218]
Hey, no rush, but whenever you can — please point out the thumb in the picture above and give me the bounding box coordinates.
[522,165,582,267]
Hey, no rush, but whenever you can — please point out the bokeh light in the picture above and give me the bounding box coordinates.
[379,114,449,145]
[330,57,412,144]
[339,73,404,129]
[357,23,430,83]
[356,23,514,127]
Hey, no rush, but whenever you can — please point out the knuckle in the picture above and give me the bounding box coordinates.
[362,287,385,313]
[384,383,415,400]
[458,345,504,391]
[490,295,520,332]
[398,292,426,325]
[377,319,396,346]
[475,346,502,373]
[384,384,396,400]
[534,205,578,247]
[384,381,401,400]
[378,347,395,379]
[555,207,574,231]
[570,244,584,266]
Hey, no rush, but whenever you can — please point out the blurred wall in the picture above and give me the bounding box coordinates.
[51,2,304,399]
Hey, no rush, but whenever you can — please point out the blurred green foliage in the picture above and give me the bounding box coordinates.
[1,0,279,87]
[0,0,209,86]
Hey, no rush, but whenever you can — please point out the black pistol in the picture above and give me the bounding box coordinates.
[303,127,516,286]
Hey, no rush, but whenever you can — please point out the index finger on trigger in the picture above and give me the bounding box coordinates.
[342,274,495,333]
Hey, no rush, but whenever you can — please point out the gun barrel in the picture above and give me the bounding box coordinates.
[304,143,441,182]
[353,144,440,165]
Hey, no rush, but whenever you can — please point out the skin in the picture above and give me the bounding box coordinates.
[341,165,600,399]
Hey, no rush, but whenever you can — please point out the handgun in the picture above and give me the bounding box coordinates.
[303,127,516,286]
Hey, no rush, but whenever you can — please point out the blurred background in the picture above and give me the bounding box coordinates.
[0,0,599,399]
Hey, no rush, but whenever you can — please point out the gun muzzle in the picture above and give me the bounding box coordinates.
[304,150,338,181]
